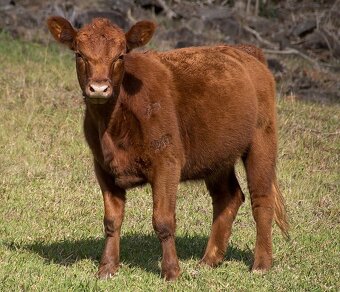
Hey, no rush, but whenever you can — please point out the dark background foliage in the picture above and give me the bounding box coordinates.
[1,0,339,103]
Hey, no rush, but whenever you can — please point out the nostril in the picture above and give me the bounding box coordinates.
[103,87,108,93]
[89,86,95,93]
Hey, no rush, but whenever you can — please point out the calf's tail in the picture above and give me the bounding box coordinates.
[273,179,290,240]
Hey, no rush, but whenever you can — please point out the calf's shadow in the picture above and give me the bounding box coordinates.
[9,233,252,274]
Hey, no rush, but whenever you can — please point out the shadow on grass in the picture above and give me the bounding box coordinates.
[6,233,252,275]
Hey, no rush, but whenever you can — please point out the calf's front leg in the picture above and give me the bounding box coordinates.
[151,160,181,281]
[94,161,126,279]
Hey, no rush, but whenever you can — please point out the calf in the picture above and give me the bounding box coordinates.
[47,16,288,280]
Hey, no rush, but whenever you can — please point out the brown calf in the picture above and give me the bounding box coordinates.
[47,17,288,280]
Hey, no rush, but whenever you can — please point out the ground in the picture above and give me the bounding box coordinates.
[0,33,339,291]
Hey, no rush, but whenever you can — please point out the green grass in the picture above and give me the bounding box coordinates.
[0,33,339,291]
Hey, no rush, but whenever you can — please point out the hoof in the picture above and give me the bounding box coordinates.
[199,255,223,267]
[162,266,181,281]
[251,268,268,275]
[251,259,271,274]
[96,263,119,280]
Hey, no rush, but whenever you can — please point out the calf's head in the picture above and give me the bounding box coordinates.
[47,16,156,104]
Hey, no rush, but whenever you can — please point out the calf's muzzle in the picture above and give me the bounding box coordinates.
[85,80,113,103]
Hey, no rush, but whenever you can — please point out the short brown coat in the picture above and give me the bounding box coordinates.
[47,17,288,281]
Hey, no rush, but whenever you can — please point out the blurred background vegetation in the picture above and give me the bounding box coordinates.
[1,0,339,103]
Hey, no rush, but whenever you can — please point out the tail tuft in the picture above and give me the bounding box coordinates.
[273,180,290,240]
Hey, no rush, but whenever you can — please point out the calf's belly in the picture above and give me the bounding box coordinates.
[179,116,255,180]
[114,175,147,189]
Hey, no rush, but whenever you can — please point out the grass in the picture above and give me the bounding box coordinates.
[0,33,339,291]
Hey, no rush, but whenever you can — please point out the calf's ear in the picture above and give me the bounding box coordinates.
[47,16,76,49]
[125,20,156,52]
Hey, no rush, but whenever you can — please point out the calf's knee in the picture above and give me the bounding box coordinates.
[103,217,121,237]
[152,218,174,242]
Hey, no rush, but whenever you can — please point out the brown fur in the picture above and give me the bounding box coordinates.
[47,17,289,281]
[231,44,267,65]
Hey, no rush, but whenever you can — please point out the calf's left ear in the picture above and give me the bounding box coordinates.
[47,16,77,49]
[125,20,156,52]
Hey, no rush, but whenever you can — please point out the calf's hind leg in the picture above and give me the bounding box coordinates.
[201,168,245,266]
[243,129,278,272]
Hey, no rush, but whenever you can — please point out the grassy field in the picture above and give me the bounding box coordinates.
[0,33,339,291]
